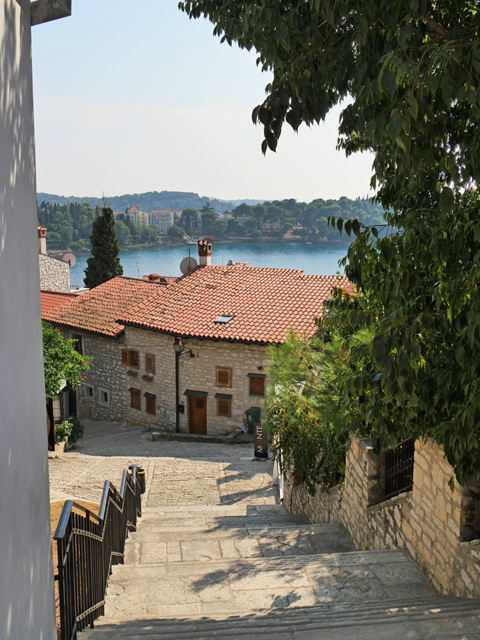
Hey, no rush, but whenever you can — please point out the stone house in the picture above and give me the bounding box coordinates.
[42,241,350,435]
[41,277,166,422]
[38,225,71,292]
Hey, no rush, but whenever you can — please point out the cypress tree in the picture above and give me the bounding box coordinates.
[84,207,123,288]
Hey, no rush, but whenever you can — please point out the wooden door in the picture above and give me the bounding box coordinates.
[189,396,207,434]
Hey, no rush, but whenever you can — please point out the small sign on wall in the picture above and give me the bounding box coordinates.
[254,422,268,459]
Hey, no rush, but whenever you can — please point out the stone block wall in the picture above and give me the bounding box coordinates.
[58,330,128,422]
[284,436,480,599]
[39,253,70,292]
[123,327,270,434]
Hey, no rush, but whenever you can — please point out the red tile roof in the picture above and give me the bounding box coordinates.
[41,291,78,316]
[41,277,164,338]
[119,265,352,345]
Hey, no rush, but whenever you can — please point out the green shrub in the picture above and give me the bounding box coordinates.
[54,417,84,445]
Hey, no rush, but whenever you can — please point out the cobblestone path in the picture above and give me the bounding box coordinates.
[48,420,276,507]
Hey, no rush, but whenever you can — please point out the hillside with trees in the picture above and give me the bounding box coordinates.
[37,196,384,252]
[36,190,262,214]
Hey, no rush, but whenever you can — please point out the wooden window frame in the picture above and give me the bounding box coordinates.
[145,393,156,416]
[122,349,140,369]
[216,367,232,388]
[130,388,141,410]
[248,374,265,397]
[145,353,156,374]
[217,397,231,417]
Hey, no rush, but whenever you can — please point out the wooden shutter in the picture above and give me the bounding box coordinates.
[122,349,129,366]
[130,351,140,369]
[145,353,155,374]
[249,376,265,396]
[130,389,141,410]
[217,398,231,417]
[216,368,232,387]
[145,395,156,415]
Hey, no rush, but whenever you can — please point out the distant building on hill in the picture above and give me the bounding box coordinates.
[149,209,175,234]
[126,205,149,228]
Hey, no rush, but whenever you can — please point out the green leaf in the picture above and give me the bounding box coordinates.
[408,95,418,120]
[439,187,454,212]
[372,336,388,365]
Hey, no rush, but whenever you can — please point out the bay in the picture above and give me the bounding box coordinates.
[69,241,349,288]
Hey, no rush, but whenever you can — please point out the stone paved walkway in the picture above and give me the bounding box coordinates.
[48,420,276,507]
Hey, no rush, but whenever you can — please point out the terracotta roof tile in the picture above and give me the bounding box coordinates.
[41,277,163,337]
[40,291,78,316]
[119,265,352,344]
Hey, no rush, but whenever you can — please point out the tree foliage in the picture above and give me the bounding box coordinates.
[84,207,123,288]
[265,329,370,494]
[42,322,90,401]
[180,0,480,484]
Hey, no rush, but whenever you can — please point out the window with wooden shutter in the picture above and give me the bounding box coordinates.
[217,398,231,417]
[249,375,265,397]
[144,393,156,415]
[130,350,139,369]
[145,353,155,374]
[130,388,141,410]
[122,350,140,369]
[216,367,232,387]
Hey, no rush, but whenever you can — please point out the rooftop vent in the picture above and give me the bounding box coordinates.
[214,314,235,325]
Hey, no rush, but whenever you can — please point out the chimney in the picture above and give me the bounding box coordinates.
[38,225,47,254]
[197,238,213,267]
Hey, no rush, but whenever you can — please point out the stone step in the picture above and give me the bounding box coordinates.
[83,596,480,639]
[136,513,310,532]
[140,504,287,517]
[125,523,355,564]
[101,549,434,621]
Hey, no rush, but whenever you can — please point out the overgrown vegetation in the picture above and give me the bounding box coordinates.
[181,1,480,486]
[54,417,84,446]
[42,321,90,401]
[265,329,370,494]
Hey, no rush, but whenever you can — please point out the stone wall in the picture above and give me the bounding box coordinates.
[123,327,270,434]
[58,330,128,422]
[284,436,480,599]
[39,253,70,291]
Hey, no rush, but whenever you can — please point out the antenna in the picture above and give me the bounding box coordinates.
[180,256,198,275]
[62,252,76,268]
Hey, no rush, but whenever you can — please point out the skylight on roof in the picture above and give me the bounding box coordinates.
[214,314,235,325]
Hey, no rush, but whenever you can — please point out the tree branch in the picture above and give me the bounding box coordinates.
[423,14,449,39]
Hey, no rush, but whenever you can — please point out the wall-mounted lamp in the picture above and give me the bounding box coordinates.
[173,337,194,359]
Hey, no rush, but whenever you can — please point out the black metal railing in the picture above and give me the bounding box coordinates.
[54,467,143,640]
[384,438,415,499]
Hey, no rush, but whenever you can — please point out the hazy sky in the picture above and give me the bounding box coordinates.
[31,1,374,203]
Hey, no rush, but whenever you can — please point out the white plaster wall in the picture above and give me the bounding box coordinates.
[0,1,56,637]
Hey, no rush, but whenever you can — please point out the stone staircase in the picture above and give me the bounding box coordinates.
[82,499,480,639]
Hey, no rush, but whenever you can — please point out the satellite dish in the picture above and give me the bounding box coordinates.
[180,256,198,275]
[62,253,76,268]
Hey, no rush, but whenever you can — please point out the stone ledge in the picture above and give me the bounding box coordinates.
[151,430,256,446]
